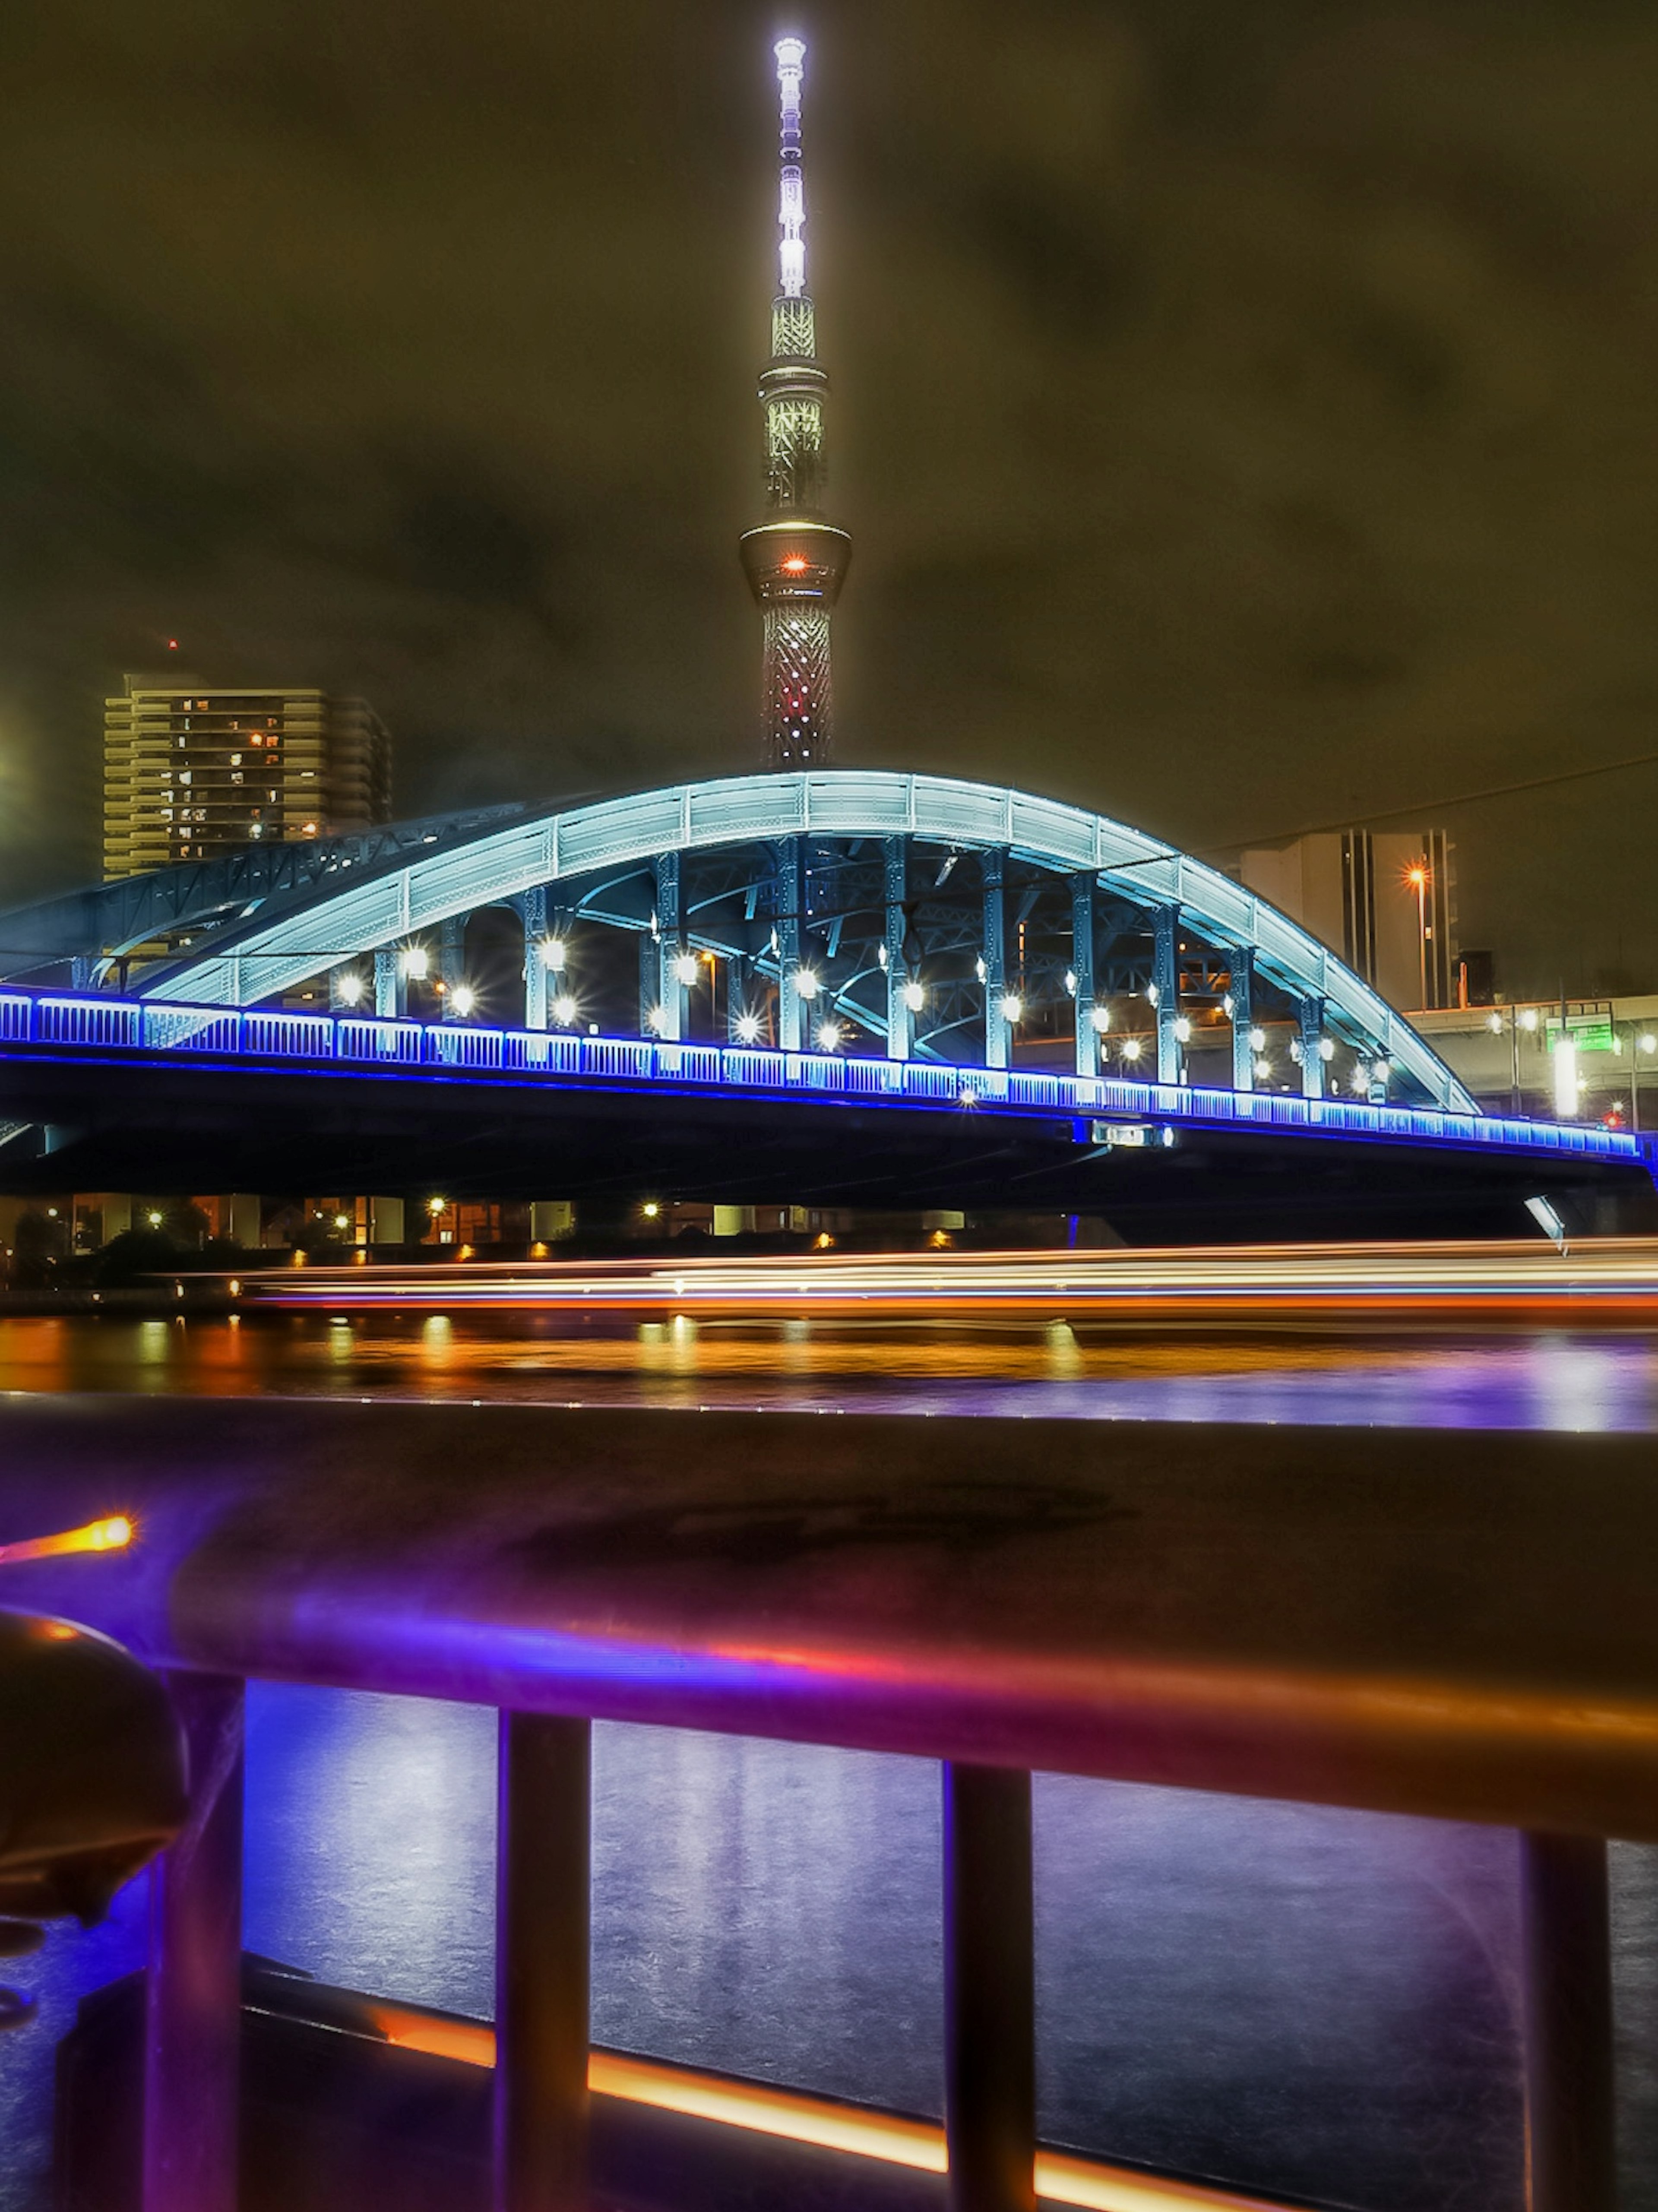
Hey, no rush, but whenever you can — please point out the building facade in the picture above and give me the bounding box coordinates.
[1235,828,1457,1012]
[103,679,391,880]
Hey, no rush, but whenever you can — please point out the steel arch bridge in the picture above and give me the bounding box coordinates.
[3,772,1476,1114]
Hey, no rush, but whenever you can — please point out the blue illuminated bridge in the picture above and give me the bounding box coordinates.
[1,772,1653,1237]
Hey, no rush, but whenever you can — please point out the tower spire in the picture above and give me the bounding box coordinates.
[738,35,851,769]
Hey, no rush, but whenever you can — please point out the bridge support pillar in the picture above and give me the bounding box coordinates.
[982,851,1008,1072]
[655,852,685,1043]
[1300,996,1326,1100]
[776,837,804,1054]
[1229,948,1255,1093]
[884,837,912,1060]
[142,1671,244,2212]
[374,948,404,1019]
[440,916,466,1019]
[1153,905,1182,1085]
[1521,1831,1615,2212]
[943,1761,1035,2212]
[1071,875,1097,1078]
[520,889,549,1031]
[494,1712,590,2212]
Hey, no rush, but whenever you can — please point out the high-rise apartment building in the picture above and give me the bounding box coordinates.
[102,680,392,880]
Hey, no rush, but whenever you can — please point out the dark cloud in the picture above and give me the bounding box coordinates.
[0,0,1656,993]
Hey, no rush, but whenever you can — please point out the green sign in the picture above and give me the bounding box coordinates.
[1545,1017,1617,1055]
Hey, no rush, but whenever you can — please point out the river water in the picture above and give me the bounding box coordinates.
[4,1312,1658,2211]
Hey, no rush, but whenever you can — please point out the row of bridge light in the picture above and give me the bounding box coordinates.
[319,935,1387,1091]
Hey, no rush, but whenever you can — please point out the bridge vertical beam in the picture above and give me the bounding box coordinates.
[982,851,1008,1072]
[1521,1831,1615,2212]
[1071,875,1097,1078]
[1153,905,1181,1085]
[494,1711,591,2212]
[655,852,684,1043]
[374,947,403,1019]
[776,837,804,1054]
[885,836,912,1061]
[1300,995,1326,1099]
[943,1761,1036,2212]
[520,888,549,1031]
[142,1672,244,2212]
[638,932,657,1038]
[440,915,466,1020]
[1229,947,1255,1093]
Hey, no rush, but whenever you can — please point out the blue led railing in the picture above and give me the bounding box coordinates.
[2,987,1651,1168]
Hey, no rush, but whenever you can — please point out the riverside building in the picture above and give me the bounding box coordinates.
[103,677,391,879]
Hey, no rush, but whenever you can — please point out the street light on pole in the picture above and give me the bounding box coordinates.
[1405,861,1430,1012]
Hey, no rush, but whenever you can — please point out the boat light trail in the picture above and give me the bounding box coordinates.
[237,1239,1658,1323]
[0,1515,133,1566]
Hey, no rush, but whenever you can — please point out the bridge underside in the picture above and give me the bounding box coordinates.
[4,1050,1650,1243]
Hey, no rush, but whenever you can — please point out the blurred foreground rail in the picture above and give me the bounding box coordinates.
[3,1394,1642,2212]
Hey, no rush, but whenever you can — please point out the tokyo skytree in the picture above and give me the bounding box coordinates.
[738,36,851,767]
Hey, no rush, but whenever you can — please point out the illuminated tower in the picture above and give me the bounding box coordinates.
[738,36,851,767]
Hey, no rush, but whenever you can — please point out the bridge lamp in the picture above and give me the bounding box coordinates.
[1519,1008,1539,1032]
[1064,969,1076,997]
[1487,1012,1504,1034]
[1145,983,1159,1007]
[645,1005,667,1035]
[1088,1006,1111,1034]
[1642,1035,1658,1055]
[734,1011,763,1044]
[335,972,365,1007]
[998,994,1023,1023]
[400,945,429,980]
[427,1196,447,1214]
[902,980,925,1013]
[449,985,477,1017]
[1120,1036,1143,1062]
[553,994,579,1026]
[1318,1036,1335,1062]
[672,952,700,987]
[540,937,567,971]
[794,968,819,1000]
[1173,1016,1191,1044]
[1248,1027,1266,1051]
[816,1019,843,1051]
[1253,1057,1272,1080]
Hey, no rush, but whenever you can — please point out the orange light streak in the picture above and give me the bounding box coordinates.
[0,1515,134,1567]
[363,2003,1282,2208]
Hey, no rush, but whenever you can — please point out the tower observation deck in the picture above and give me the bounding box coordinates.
[738,36,851,768]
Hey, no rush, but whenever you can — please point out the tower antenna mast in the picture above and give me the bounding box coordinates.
[738,35,851,766]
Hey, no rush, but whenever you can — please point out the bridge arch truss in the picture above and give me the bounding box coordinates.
[123,773,1473,1113]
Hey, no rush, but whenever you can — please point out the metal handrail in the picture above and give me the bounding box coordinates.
[0,1395,1631,2212]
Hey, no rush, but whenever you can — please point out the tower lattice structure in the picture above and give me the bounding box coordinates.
[738,37,851,768]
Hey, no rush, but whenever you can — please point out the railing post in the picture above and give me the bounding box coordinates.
[943,1761,1036,2212]
[1522,1831,1615,2212]
[495,1711,591,2212]
[1229,946,1255,1094]
[1070,874,1097,1079]
[142,1671,244,2212]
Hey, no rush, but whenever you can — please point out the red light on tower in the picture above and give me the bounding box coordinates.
[781,557,808,574]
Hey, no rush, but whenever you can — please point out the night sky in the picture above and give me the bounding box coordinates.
[1,0,1655,995]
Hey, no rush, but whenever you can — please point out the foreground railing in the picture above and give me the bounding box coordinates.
[2,1395,1644,2211]
[2,984,1649,1167]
